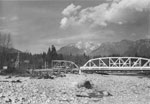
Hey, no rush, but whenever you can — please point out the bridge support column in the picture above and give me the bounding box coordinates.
[79,69,82,74]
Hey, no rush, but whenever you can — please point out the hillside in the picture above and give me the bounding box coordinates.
[90,40,134,56]
[90,39,150,57]
[0,46,21,53]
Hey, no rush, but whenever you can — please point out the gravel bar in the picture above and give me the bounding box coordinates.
[0,74,150,104]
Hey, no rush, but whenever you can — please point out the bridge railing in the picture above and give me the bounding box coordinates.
[80,57,150,70]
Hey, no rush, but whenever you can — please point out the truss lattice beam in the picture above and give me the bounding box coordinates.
[81,57,150,70]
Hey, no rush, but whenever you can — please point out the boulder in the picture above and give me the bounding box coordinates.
[77,80,93,89]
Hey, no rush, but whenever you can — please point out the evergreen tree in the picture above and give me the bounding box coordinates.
[51,45,57,60]
[42,52,47,63]
[57,54,64,60]
[47,47,52,68]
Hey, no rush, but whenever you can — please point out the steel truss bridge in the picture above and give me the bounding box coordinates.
[38,57,150,74]
[51,60,79,73]
[52,60,79,69]
[31,60,79,76]
[80,57,150,73]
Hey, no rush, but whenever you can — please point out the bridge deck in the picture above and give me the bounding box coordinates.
[81,67,150,70]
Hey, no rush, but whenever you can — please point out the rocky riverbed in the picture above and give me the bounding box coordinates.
[0,74,150,104]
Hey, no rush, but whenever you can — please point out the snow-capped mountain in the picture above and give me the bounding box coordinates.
[69,41,101,54]
[57,41,101,55]
[58,39,150,57]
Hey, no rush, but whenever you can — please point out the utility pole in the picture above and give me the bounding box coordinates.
[15,52,20,69]
[148,3,150,39]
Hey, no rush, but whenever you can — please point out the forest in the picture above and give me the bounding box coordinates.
[1,32,149,71]
[0,32,90,70]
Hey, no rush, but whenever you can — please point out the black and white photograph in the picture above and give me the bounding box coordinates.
[0,0,150,104]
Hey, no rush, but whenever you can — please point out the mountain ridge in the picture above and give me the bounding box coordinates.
[57,39,150,57]
[57,41,101,55]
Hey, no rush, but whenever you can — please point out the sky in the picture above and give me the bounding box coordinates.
[0,0,149,53]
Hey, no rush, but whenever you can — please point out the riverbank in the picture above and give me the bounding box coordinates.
[0,74,150,104]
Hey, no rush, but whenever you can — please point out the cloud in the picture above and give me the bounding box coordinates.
[47,32,99,47]
[60,4,82,28]
[78,3,109,27]
[0,16,19,23]
[60,0,150,29]
[0,17,6,20]
[62,3,81,16]
[0,28,18,36]
[105,0,150,24]
[60,17,77,28]
[10,16,19,21]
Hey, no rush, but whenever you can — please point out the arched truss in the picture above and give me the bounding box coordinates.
[52,60,79,69]
[80,57,150,70]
